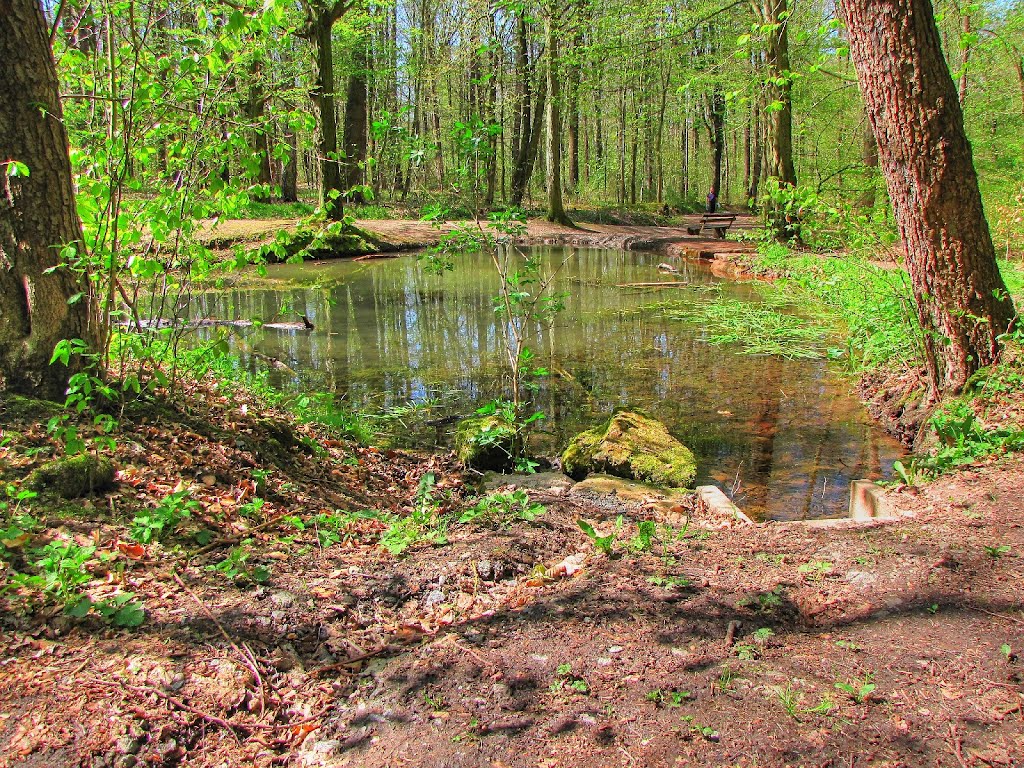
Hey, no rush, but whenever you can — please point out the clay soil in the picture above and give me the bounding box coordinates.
[1,381,1023,768]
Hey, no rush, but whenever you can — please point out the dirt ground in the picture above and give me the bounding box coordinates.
[198,215,759,261]
[1,381,1022,768]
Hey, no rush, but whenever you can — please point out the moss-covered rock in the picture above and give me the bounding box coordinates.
[561,411,696,488]
[27,454,116,498]
[453,415,517,471]
[252,222,380,263]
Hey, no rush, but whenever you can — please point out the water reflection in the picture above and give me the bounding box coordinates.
[189,247,904,520]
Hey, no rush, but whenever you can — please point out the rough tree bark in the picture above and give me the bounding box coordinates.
[842,0,1016,395]
[1,0,99,400]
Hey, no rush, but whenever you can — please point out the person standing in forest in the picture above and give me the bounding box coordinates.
[706,188,718,213]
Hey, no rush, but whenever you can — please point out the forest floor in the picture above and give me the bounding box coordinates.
[2,372,1023,768]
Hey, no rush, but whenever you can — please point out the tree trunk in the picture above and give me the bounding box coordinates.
[342,36,369,204]
[842,0,1016,395]
[309,13,344,219]
[857,112,878,210]
[1,0,99,400]
[281,120,299,203]
[759,0,796,185]
[709,86,725,197]
[247,59,273,204]
[545,15,573,225]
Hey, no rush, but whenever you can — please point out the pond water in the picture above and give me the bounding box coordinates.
[192,246,904,521]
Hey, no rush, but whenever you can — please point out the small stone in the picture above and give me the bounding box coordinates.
[423,589,445,609]
[117,736,141,755]
[607,646,624,654]
[269,589,297,608]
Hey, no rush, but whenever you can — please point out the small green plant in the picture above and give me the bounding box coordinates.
[647,574,691,590]
[66,592,146,627]
[628,520,658,553]
[984,544,1011,560]
[797,560,833,581]
[999,643,1017,663]
[756,586,785,612]
[681,716,720,742]
[131,489,197,544]
[734,643,758,661]
[775,684,801,719]
[646,689,689,707]
[550,663,589,695]
[578,515,623,556]
[422,690,447,711]
[834,639,862,652]
[459,490,545,528]
[891,459,920,487]
[209,542,271,585]
[380,472,449,555]
[717,666,737,692]
[802,694,835,716]
[752,627,775,643]
[835,673,876,704]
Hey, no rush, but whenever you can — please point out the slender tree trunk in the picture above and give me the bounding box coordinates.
[857,112,878,210]
[709,86,725,197]
[281,119,299,202]
[758,0,796,185]
[842,0,1016,395]
[247,59,273,203]
[342,36,369,203]
[958,11,971,109]
[545,15,573,225]
[1,0,99,399]
[308,13,344,219]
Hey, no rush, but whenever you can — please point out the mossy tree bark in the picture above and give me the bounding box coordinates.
[0,0,99,400]
[842,0,1016,395]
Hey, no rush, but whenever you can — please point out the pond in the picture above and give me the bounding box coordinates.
[192,246,905,521]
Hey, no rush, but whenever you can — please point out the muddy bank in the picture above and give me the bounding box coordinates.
[197,216,758,263]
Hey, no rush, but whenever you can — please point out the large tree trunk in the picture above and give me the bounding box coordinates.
[842,0,1016,395]
[762,0,796,186]
[1,0,99,400]
[545,15,573,225]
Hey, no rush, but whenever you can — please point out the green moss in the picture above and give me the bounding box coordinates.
[27,454,116,498]
[252,222,381,263]
[560,411,696,488]
[453,415,517,471]
[0,394,63,421]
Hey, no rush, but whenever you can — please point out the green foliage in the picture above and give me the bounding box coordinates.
[459,490,545,528]
[653,286,836,360]
[209,541,271,585]
[628,520,658,553]
[131,489,198,544]
[748,243,922,368]
[835,674,876,704]
[380,472,449,555]
[578,515,623,556]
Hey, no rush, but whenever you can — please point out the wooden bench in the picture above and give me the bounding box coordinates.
[687,213,736,239]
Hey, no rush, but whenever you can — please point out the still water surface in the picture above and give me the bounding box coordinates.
[193,247,904,520]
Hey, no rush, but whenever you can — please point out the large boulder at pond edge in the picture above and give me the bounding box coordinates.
[561,411,696,488]
[27,454,116,498]
[453,415,517,471]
